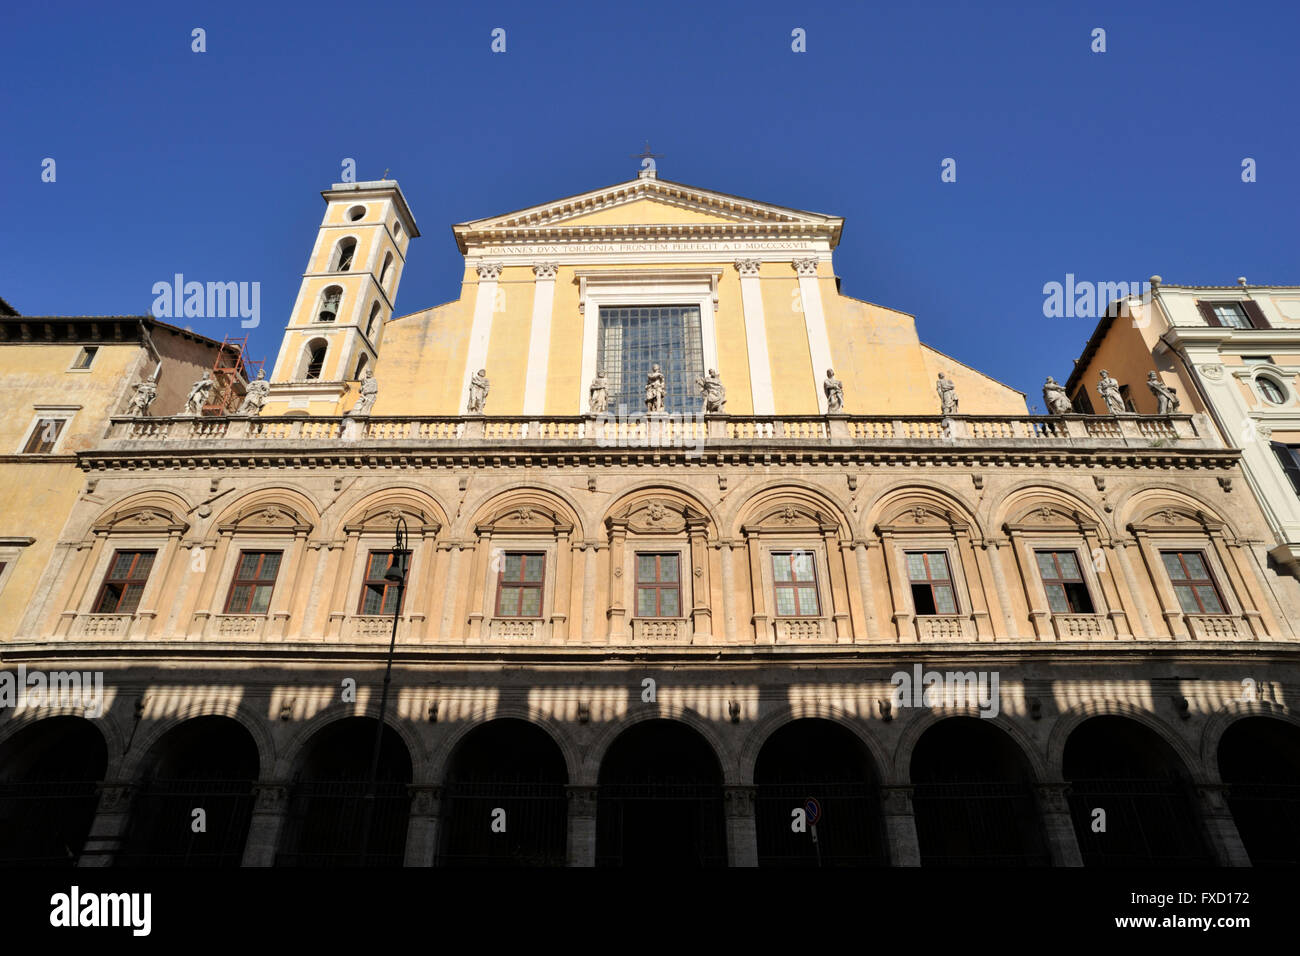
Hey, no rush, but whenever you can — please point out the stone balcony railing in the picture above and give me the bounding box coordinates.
[97,412,1219,453]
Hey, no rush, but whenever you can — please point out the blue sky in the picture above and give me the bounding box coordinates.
[3,0,1296,406]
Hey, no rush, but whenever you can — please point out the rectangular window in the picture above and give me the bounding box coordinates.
[224,550,282,614]
[70,346,98,370]
[907,551,958,615]
[1118,384,1137,413]
[1272,442,1300,498]
[1072,390,1095,415]
[496,552,545,618]
[358,550,403,615]
[1242,355,1273,366]
[772,551,820,617]
[93,550,156,614]
[635,553,681,617]
[596,305,705,415]
[1212,303,1252,329]
[1161,550,1226,614]
[1035,550,1095,614]
[22,418,65,453]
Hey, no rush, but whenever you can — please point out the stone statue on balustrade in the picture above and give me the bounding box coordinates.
[183,372,213,416]
[824,369,844,413]
[126,379,157,417]
[589,369,609,414]
[645,364,666,413]
[1042,376,1073,415]
[237,369,271,415]
[936,373,959,415]
[348,368,378,416]
[1146,371,1181,414]
[1097,369,1126,415]
[697,368,727,413]
[467,368,490,414]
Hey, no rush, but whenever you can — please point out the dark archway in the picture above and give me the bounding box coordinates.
[755,718,885,866]
[276,718,412,866]
[117,716,259,866]
[910,718,1049,866]
[1219,716,1300,866]
[0,717,107,865]
[596,720,725,867]
[1064,716,1210,866]
[437,719,568,866]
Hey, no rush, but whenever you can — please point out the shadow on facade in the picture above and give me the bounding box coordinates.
[117,715,258,867]
[1219,716,1300,866]
[435,718,568,866]
[275,717,411,866]
[1064,716,1209,866]
[910,718,1050,866]
[0,716,106,866]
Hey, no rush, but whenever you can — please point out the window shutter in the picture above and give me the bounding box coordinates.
[1272,442,1300,497]
[1242,300,1271,329]
[1195,301,1221,326]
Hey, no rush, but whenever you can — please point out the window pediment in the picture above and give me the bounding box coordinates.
[876,505,969,535]
[479,505,572,536]
[1004,504,1099,535]
[343,506,441,536]
[743,505,836,536]
[1129,507,1223,536]
[218,504,312,535]
[93,507,188,535]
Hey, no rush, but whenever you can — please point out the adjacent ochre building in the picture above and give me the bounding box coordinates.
[1,174,1298,868]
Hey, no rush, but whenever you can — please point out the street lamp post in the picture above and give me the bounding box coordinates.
[359,515,410,864]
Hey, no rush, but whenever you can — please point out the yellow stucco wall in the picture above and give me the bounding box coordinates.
[1071,315,1206,415]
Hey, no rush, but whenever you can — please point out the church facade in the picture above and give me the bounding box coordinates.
[1,172,1298,867]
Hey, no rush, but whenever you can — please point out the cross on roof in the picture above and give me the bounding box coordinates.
[630,141,663,178]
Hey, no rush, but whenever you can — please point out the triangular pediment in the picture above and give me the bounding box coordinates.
[453,177,843,252]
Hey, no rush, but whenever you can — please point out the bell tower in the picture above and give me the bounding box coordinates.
[264,179,419,415]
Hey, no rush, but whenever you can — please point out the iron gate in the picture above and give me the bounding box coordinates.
[755,782,886,866]
[117,778,255,867]
[1067,777,1209,865]
[275,778,409,867]
[0,780,101,866]
[911,781,1050,866]
[596,783,726,867]
[1225,782,1300,866]
[437,781,568,866]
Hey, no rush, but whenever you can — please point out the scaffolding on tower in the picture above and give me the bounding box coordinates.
[202,334,265,416]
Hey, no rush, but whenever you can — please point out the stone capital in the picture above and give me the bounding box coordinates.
[734,258,761,276]
[723,786,756,816]
[792,257,820,277]
[532,261,559,279]
[566,786,599,816]
[476,262,503,280]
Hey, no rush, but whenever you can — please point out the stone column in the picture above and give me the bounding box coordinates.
[580,542,598,644]
[136,528,182,638]
[687,514,713,641]
[880,785,921,866]
[522,262,558,415]
[1112,538,1157,637]
[1132,529,1184,638]
[1195,783,1251,866]
[404,785,443,867]
[268,528,309,640]
[241,782,290,867]
[550,531,573,642]
[793,258,834,414]
[719,541,739,643]
[1083,529,1129,637]
[821,527,853,642]
[983,539,1019,638]
[1208,530,1264,637]
[78,782,135,867]
[459,261,502,414]
[878,531,915,642]
[1006,529,1052,639]
[605,518,628,642]
[438,544,464,642]
[1034,783,1083,866]
[324,531,357,641]
[51,538,102,638]
[852,541,880,642]
[735,259,775,415]
[956,528,994,639]
[190,530,233,637]
[465,530,492,643]
[743,528,770,643]
[566,786,598,867]
[724,786,758,867]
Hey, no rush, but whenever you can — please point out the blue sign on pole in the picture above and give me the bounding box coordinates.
[804,796,822,827]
